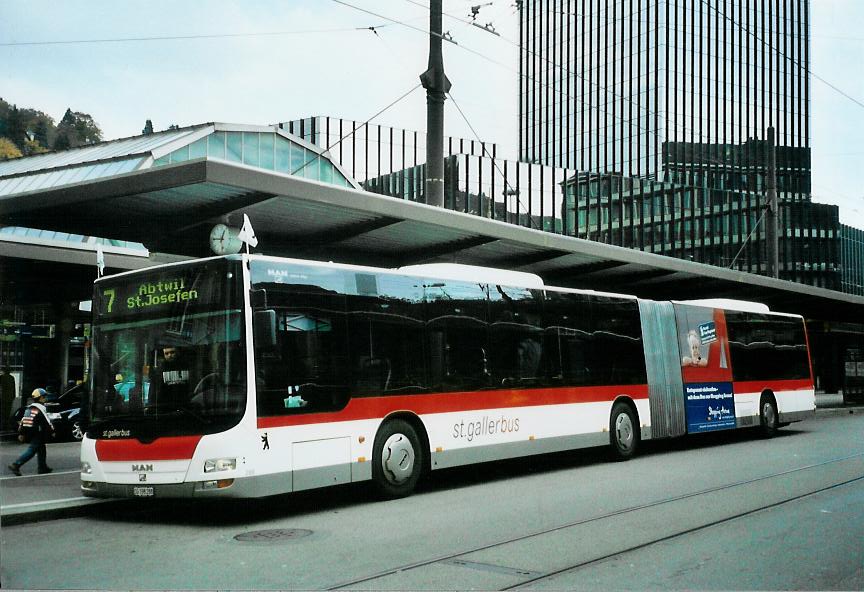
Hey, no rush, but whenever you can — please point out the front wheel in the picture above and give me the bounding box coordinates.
[609,402,639,460]
[759,395,778,438]
[372,419,424,499]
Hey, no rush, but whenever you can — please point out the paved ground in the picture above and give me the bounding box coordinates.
[2,409,862,590]
[0,394,861,526]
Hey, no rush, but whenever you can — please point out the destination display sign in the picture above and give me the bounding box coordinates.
[95,261,239,319]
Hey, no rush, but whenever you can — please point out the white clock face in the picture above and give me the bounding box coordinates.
[209,223,242,255]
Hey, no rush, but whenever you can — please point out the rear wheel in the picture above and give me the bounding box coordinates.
[759,395,778,438]
[609,402,639,460]
[372,419,423,499]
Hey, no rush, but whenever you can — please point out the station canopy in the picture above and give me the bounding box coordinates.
[2,122,864,322]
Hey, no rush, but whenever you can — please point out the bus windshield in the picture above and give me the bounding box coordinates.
[90,258,246,438]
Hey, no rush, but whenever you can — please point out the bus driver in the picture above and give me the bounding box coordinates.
[151,346,190,409]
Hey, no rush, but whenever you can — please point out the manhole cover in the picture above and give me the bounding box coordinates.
[234,528,313,543]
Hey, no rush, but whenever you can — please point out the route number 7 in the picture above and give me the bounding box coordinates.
[103,288,116,313]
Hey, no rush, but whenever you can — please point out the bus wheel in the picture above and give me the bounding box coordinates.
[372,419,423,499]
[759,395,778,438]
[71,420,84,441]
[609,402,639,461]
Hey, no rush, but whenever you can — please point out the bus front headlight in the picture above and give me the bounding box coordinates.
[204,458,236,473]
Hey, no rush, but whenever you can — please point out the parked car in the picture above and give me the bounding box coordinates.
[9,383,87,442]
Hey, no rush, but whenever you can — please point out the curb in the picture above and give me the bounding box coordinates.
[1,496,128,526]
[815,406,864,418]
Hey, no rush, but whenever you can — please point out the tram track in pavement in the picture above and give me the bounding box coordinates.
[325,452,864,590]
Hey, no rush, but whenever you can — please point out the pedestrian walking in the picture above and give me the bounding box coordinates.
[8,388,54,476]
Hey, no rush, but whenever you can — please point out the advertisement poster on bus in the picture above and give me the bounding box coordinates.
[675,305,736,433]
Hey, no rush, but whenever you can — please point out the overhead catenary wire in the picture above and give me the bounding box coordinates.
[288,82,423,178]
[0,25,400,46]
[447,90,539,229]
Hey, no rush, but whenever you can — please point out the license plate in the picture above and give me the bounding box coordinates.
[132,486,154,497]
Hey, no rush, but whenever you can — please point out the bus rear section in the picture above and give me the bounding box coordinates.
[639,299,815,441]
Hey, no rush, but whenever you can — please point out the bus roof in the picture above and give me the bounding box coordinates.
[397,263,545,289]
[674,298,771,313]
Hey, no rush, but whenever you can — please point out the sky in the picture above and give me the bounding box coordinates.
[1,0,862,228]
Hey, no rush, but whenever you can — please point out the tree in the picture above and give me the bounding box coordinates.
[6,106,26,150]
[167,124,180,130]
[142,119,154,135]
[32,119,50,149]
[54,107,102,150]
[53,132,70,151]
[0,137,22,160]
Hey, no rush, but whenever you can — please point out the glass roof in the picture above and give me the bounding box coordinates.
[152,130,353,188]
[0,126,205,177]
[0,123,359,254]
[0,156,144,197]
[0,226,147,251]
[0,123,359,197]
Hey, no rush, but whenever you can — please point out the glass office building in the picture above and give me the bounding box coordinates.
[516,1,864,294]
[563,170,840,289]
[842,224,864,296]
[519,0,809,180]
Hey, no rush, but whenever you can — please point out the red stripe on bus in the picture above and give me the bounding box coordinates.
[732,379,814,394]
[95,435,202,461]
[257,384,649,429]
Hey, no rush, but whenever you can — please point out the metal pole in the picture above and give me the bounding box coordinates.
[766,126,778,278]
[420,0,450,208]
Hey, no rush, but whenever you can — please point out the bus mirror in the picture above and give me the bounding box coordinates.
[253,310,277,348]
[250,288,267,309]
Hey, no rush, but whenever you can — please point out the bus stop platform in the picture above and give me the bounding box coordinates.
[1,396,862,526]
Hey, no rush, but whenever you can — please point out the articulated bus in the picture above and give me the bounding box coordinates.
[81,254,815,499]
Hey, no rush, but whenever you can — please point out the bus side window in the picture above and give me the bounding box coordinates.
[252,279,350,416]
[346,274,426,397]
[489,286,544,386]
[424,280,490,392]
[543,291,593,387]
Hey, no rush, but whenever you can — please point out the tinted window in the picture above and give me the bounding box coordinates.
[543,292,646,386]
[488,285,545,387]
[346,273,427,396]
[726,312,810,381]
[253,266,350,416]
[543,291,594,386]
[591,297,647,385]
[425,280,490,391]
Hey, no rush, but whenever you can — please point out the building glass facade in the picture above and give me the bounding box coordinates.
[517,1,864,297]
[842,224,864,296]
[281,116,497,185]
[519,0,810,180]
[365,154,572,233]
[563,171,840,288]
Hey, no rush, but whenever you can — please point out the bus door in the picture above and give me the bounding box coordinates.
[673,305,736,433]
